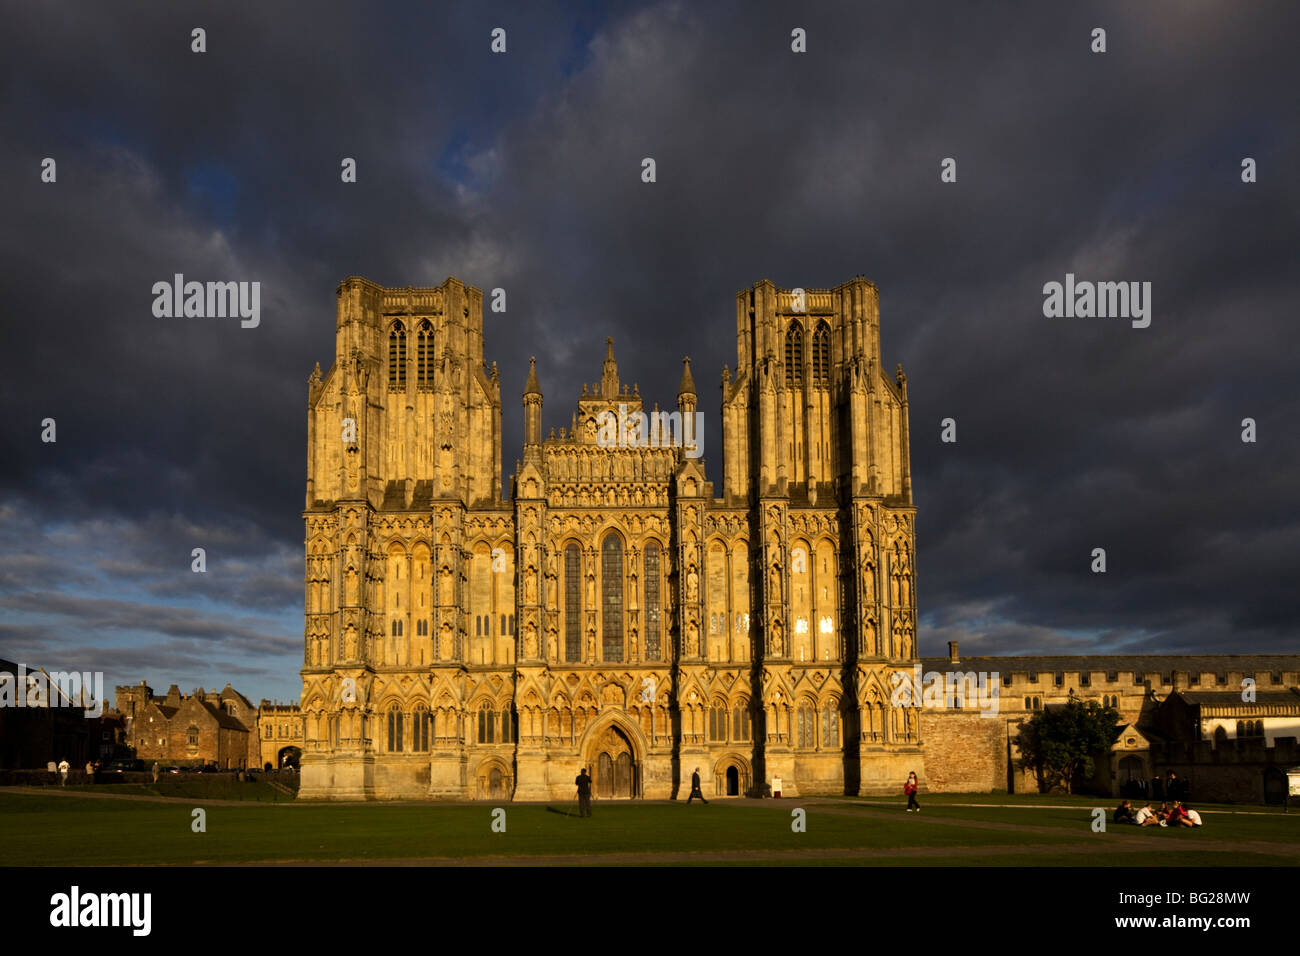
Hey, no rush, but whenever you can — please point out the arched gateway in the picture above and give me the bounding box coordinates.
[583,717,642,799]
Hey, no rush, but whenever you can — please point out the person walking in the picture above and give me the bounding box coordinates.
[151,761,160,784]
[58,759,69,786]
[687,767,709,803]
[575,767,593,817]
[904,771,921,812]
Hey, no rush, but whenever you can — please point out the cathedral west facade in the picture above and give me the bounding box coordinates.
[298,275,920,800]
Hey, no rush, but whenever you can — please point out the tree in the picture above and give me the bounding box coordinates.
[1016,700,1119,794]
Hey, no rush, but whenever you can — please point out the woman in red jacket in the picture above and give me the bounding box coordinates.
[905,771,920,812]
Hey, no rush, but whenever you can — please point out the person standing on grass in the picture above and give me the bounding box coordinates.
[575,767,593,817]
[152,761,160,783]
[58,759,69,786]
[688,767,709,803]
[904,771,920,812]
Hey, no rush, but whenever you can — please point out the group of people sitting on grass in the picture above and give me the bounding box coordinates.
[1114,798,1203,828]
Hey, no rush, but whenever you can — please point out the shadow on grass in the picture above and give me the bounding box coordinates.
[546,806,584,818]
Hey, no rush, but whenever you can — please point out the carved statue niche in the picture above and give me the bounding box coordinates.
[769,563,782,603]
[685,566,699,603]
[524,621,538,658]
[686,618,699,656]
[547,627,557,661]
[525,568,538,604]
[346,444,360,491]
[770,618,784,656]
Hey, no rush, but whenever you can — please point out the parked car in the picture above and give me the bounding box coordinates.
[104,758,144,773]
[162,766,180,774]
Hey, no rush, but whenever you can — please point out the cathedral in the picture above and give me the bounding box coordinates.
[298,275,920,800]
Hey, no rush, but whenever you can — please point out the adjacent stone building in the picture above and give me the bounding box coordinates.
[299,275,920,799]
[114,681,260,769]
[257,701,304,769]
[917,648,1300,803]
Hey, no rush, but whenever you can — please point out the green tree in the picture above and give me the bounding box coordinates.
[1016,700,1119,794]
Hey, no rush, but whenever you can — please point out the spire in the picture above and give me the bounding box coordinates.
[600,337,619,398]
[523,356,543,446]
[678,356,696,399]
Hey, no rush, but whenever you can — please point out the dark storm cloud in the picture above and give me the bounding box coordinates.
[1,0,1297,698]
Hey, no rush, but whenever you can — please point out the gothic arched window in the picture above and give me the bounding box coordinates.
[478,702,495,744]
[812,321,831,386]
[387,706,403,752]
[785,322,804,386]
[709,702,727,741]
[412,706,429,752]
[644,542,661,660]
[733,704,751,741]
[797,703,815,748]
[602,534,624,662]
[564,544,581,662]
[416,320,433,386]
[822,704,839,747]
[388,321,407,387]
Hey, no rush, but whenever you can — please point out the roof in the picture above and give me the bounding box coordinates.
[919,654,1300,676]
[678,356,696,397]
[220,684,253,708]
[197,699,253,732]
[1173,689,1300,715]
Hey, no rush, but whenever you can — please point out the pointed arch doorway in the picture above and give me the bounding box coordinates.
[589,724,637,798]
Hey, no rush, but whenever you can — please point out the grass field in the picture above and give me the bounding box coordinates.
[3,787,1297,866]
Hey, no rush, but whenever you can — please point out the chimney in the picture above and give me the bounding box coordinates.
[948,641,959,664]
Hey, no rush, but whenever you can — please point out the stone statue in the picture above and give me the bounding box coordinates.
[686,566,699,602]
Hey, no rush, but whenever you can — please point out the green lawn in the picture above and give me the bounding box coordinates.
[2,790,1296,866]
[62,778,298,803]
